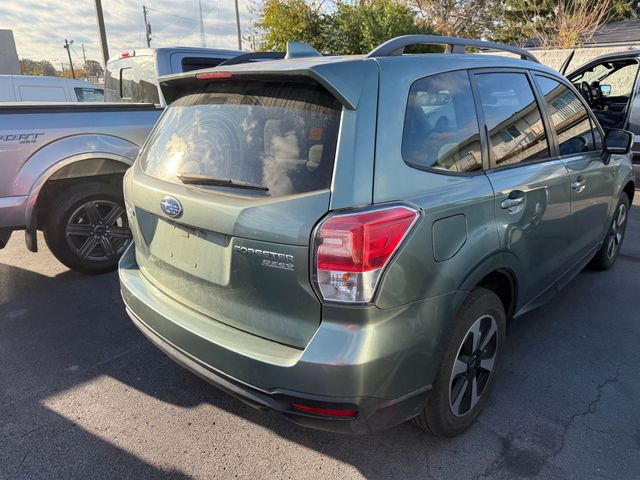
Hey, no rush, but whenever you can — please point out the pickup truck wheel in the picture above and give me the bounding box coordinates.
[412,288,506,437]
[43,182,132,274]
[588,193,629,271]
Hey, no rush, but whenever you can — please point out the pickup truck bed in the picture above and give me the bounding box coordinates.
[0,102,162,272]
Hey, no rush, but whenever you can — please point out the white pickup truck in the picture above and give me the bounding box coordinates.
[0,47,242,273]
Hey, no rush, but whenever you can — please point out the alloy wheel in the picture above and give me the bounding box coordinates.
[606,203,627,260]
[65,200,132,261]
[449,314,498,417]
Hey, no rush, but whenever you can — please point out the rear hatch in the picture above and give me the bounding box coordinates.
[127,77,342,348]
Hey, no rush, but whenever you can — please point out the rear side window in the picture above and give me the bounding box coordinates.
[534,75,600,155]
[476,73,550,167]
[140,80,341,197]
[402,70,482,173]
[75,87,105,102]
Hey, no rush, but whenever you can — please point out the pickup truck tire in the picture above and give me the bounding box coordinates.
[43,181,131,274]
[588,193,629,271]
[412,287,505,437]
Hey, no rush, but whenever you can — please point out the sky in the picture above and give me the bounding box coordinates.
[0,0,253,68]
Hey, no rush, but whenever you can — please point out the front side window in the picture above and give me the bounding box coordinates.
[535,75,600,155]
[476,73,550,167]
[574,61,639,98]
[402,70,482,173]
[140,80,341,197]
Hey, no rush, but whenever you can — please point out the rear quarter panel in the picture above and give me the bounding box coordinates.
[372,56,501,310]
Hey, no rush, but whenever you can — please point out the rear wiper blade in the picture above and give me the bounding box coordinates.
[176,173,269,191]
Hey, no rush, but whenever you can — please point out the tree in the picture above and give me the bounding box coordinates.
[325,0,433,54]
[409,0,498,38]
[252,0,432,55]
[84,59,104,78]
[252,0,325,51]
[20,59,59,76]
[491,0,615,48]
[608,0,640,21]
[59,67,86,79]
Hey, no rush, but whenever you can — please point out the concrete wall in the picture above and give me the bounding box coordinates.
[531,45,640,72]
[0,29,20,75]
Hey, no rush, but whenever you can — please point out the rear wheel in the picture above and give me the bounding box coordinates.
[43,181,132,274]
[589,193,629,271]
[413,288,506,437]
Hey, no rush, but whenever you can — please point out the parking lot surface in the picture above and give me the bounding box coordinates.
[1,198,640,480]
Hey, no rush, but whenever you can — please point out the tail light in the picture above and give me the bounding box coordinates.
[313,205,419,303]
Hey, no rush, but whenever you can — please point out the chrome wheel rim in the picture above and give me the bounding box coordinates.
[449,314,498,417]
[606,203,627,260]
[65,200,132,261]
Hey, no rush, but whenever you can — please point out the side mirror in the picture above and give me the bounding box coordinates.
[604,129,633,155]
[600,84,611,97]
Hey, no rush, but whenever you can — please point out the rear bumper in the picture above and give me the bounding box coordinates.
[119,245,455,434]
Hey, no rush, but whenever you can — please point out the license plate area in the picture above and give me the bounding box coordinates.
[147,218,231,285]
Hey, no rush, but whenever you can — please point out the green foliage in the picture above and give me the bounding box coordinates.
[253,0,325,51]
[21,59,58,76]
[324,1,432,54]
[253,0,432,55]
[84,59,104,77]
[608,0,640,21]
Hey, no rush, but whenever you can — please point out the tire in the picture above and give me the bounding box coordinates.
[412,287,506,437]
[588,193,630,271]
[43,181,132,275]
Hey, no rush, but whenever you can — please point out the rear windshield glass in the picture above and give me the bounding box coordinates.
[140,80,342,196]
[105,56,159,104]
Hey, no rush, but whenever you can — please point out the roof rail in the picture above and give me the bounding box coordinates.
[218,51,285,67]
[367,35,539,63]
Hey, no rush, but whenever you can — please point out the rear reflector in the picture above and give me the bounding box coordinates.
[313,205,419,303]
[290,403,357,417]
[196,71,234,80]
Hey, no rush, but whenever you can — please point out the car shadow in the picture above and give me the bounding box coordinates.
[2,202,639,478]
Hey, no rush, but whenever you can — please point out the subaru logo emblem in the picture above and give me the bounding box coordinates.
[160,196,183,218]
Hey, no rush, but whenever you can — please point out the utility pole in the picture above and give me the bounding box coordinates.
[60,62,65,75]
[81,43,87,79]
[64,39,76,79]
[198,0,206,47]
[234,0,242,50]
[143,5,152,47]
[93,0,110,67]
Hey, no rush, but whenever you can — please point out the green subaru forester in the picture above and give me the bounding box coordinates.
[119,36,635,436]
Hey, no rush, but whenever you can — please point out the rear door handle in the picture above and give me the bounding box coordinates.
[571,177,586,192]
[500,193,525,209]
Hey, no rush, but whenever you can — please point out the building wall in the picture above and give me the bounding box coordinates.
[531,45,640,71]
[0,29,20,75]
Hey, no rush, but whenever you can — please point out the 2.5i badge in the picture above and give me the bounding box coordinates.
[233,245,295,271]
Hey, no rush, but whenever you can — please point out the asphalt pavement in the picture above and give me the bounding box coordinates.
[1,198,640,480]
